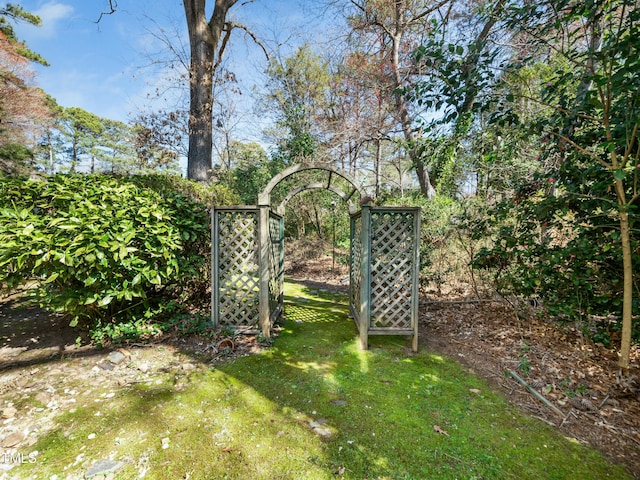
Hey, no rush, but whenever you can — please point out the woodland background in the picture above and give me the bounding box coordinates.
[0,0,638,370]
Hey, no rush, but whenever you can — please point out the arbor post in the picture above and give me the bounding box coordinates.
[258,203,271,338]
[359,205,372,350]
[211,208,219,327]
[411,209,421,352]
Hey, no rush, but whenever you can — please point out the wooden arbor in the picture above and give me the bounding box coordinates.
[211,164,421,350]
[350,206,421,351]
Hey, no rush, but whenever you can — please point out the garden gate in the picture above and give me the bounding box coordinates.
[211,163,421,350]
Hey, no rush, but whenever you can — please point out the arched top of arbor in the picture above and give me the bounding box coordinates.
[277,182,358,215]
[258,163,366,207]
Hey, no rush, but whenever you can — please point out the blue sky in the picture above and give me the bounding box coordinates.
[13,0,331,133]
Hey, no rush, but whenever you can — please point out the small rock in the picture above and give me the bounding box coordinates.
[313,426,332,437]
[2,431,25,447]
[118,348,131,357]
[84,460,124,479]
[309,418,332,437]
[309,419,327,428]
[35,392,51,405]
[97,362,114,371]
[331,400,347,406]
[107,351,126,365]
[181,363,196,372]
[1,406,17,419]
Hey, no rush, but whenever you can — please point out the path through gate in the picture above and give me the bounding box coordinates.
[211,164,421,350]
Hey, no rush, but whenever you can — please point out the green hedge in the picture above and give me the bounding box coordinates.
[0,174,218,342]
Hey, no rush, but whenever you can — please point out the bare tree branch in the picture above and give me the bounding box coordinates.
[95,0,118,24]
[225,21,270,61]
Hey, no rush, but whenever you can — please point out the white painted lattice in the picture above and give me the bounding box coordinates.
[370,211,416,330]
[214,209,259,329]
[349,206,420,350]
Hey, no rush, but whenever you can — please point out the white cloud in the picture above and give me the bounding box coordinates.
[24,2,75,39]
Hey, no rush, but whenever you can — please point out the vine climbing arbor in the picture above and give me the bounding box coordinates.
[211,164,421,350]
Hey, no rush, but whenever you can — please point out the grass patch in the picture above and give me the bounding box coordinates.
[13,281,631,479]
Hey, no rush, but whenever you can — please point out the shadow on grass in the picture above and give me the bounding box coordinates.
[212,281,632,480]
[10,281,633,479]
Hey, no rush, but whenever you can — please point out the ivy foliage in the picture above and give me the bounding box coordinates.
[0,174,214,339]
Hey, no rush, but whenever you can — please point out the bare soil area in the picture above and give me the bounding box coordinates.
[0,248,638,478]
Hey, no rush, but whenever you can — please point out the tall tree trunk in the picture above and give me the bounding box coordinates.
[393,61,436,199]
[312,203,323,240]
[70,138,78,173]
[438,0,506,196]
[389,7,436,199]
[48,138,54,174]
[616,204,633,370]
[183,0,236,182]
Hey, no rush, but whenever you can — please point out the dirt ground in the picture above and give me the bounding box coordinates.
[1,251,639,478]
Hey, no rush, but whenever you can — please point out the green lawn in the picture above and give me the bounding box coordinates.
[14,281,631,479]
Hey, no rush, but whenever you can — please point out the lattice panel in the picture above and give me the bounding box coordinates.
[268,213,284,320]
[349,214,362,321]
[217,211,259,328]
[370,211,416,329]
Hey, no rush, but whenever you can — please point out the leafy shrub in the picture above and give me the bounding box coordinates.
[467,175,640,341]
[128,173,238,208]
[0,174,214,341]
[380,192,462,289]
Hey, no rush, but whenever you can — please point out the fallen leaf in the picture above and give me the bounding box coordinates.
[433,425,449,436]
[469,388,481,394]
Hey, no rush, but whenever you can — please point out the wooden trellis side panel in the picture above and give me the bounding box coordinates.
[370,209,420,335]
[268,211,284,324]
[212,207,284,334]
[212,207,260,332]
[349,211,363,326]
[350,206,421,351]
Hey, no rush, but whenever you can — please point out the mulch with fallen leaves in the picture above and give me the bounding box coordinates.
[420,292,640,478]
